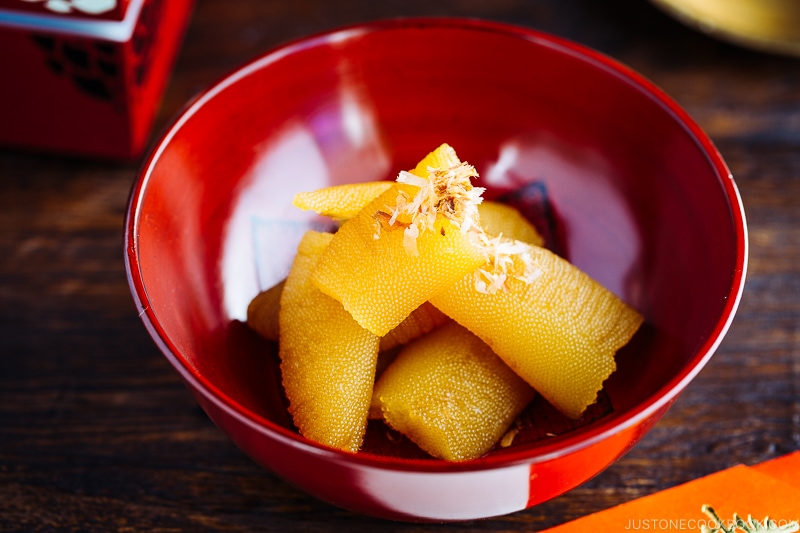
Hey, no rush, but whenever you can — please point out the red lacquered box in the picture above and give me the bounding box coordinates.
[0,0,194,159]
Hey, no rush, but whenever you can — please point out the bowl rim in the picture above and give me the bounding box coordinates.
[124,16,748,473]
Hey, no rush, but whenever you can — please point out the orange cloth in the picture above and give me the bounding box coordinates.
[543,452,800,532]
[753,450,800,490]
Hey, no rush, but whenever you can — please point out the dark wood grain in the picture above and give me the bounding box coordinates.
[2,0,799,531]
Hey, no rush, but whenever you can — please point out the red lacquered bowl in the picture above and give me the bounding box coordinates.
[124,18,748,522]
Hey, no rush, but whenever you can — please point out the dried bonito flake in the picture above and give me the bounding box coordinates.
[385,162,484,255]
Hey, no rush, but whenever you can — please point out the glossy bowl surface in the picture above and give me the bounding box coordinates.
[125,18,747,522]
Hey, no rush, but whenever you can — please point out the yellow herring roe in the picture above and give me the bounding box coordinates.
[246,142,643,458]
[372,321,535,461]
[310,149,487,336]
[430,239,643,419]
[278,230,379,452]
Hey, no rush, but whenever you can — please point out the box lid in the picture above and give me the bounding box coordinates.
[0,0,129,21]
[0,0,148,40]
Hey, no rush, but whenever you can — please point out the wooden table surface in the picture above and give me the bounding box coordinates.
[2,0,799,531]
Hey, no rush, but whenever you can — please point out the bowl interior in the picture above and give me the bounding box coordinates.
[130,20,743,464]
